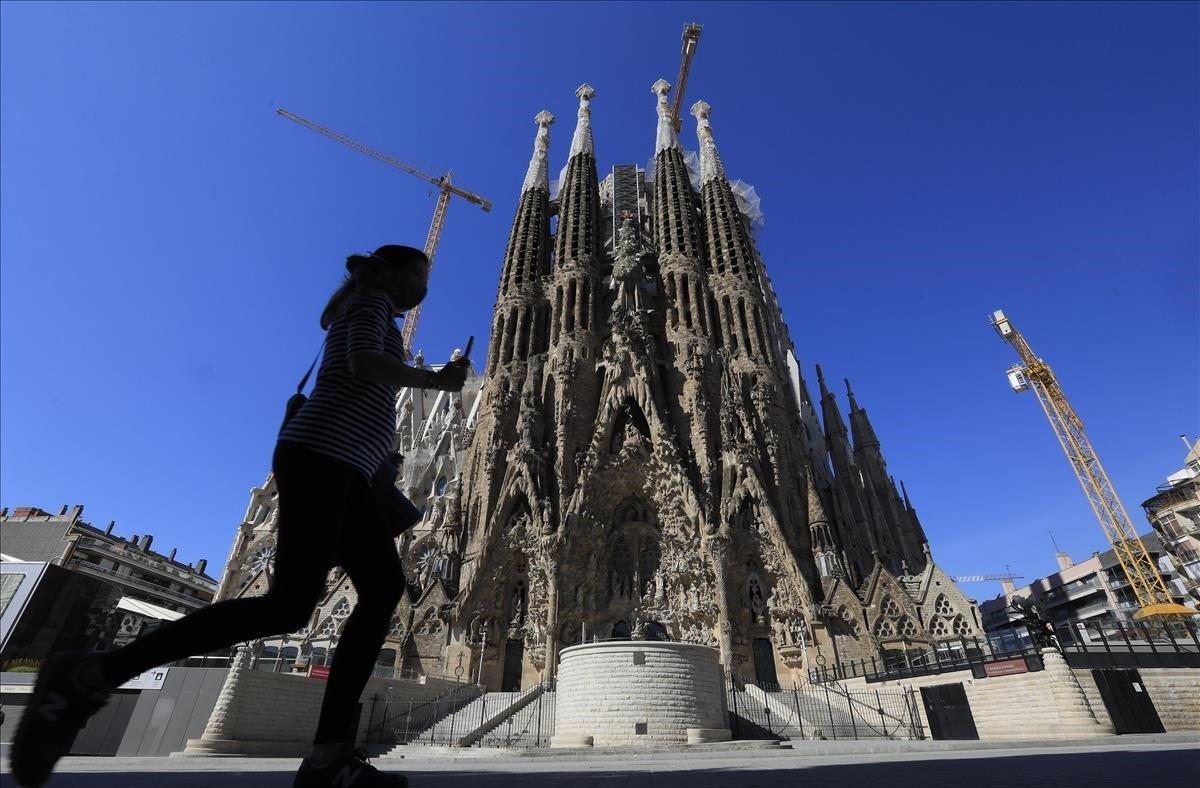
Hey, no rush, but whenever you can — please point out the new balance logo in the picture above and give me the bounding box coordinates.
[330,764,361,787]
[37,692,68,723]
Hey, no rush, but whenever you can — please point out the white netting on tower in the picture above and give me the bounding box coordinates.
[646,150,764,230]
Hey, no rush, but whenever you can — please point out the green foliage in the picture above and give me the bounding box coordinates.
[2,658,42,673]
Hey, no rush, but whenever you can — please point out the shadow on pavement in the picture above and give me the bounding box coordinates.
[4,748,1196,787]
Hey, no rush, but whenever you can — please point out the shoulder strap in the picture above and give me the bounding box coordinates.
[296,341,324,395]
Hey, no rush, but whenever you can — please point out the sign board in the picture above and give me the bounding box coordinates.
[120,668,169,691]
[309,665,331,681]
[982,658,1028,678]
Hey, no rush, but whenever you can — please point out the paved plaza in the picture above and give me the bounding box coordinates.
[1,739,1196,787]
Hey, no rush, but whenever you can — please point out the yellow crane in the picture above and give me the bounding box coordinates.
[671,23,703,133]
[990,309,1194,620]
[276,108,492,353]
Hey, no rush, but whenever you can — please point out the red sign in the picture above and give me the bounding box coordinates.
[308,665,331,681]
[983,658,1028,678]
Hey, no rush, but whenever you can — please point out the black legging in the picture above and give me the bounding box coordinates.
[99,440,405,744]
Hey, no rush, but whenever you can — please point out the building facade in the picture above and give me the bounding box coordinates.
[980,531,1194,642]
[0,505,216,615]
[1141,438,1200,603]
[214,78,981,689]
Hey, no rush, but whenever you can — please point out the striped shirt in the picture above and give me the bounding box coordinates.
[279,288,406,479]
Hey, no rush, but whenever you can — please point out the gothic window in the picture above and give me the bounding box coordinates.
[388,617,404,638]
[930,617,950,638]
[435,477,447,496]
[873,618,896,639]
[332,598,351,618]
[319,618,337,638]
[952,616,971,637]
[880,596,901,619]
[935,594,954,616]
[899,617,918,639]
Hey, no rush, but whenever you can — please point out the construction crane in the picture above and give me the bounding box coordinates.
[990,309,1195,620]
[276,108,492,353]
[671,23,703,133]
[953,573,1025,584]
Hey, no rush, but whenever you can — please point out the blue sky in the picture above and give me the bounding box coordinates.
[2,2,1196,601]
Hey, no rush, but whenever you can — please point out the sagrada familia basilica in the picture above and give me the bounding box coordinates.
[214,79,981,691]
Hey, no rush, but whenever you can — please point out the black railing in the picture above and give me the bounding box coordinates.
[809,619,1200,684]
[364,681,481,744]
[727,674,923,741]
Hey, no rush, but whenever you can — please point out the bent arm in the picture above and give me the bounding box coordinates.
[349,351,435,388]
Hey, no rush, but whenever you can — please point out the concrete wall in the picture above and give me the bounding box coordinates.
[1123,668,1200,732]
[551,641,728,747]
[845,651,1111,740]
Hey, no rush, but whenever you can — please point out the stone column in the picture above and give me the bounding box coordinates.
[706,535,734,676]
[183,640,258,754]
[543,565,560,686]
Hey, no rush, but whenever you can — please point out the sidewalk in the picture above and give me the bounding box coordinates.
[1,735,1196,787]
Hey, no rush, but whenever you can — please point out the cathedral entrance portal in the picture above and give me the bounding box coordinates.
[502,638,524,691]
[752,638,779,688]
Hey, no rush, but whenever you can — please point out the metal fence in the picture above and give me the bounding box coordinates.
[728,674,924,741]
[809,619,1200,685]
[378,681,553,748]
[474,689,555,748]
[364,680,482,744]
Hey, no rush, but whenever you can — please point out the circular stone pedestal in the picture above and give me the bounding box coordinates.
[550,641,730,747]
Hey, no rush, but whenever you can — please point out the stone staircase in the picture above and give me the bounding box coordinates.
[384,685,546,754]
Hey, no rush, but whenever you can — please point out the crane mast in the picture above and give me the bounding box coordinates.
[276,108,491,354]
[990,309,1194,620]
[671,23,703,133]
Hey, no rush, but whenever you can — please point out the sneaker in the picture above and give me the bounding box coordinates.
[293,747,408,787]
[11,651,112,787]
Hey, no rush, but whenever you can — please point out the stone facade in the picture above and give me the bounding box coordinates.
[551,641,728,747]
[213,76,980,690]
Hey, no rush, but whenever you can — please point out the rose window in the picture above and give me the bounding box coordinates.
[899,617,918,638]
[881,596,901,619]
[874,618,896,639]
[953,616,971,636]
[332,599,351,618]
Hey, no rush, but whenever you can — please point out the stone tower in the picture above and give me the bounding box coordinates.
[213,77,982,689]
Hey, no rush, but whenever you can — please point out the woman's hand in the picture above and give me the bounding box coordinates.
[430,361,468,392]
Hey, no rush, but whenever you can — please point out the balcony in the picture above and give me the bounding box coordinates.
[70,560,209,610]
[1044,579,1105,608]
[75,537,215,592]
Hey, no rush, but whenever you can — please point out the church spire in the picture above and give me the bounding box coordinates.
[816,365,847,438]
[846,378,880,450]
[690,100,727,185]
[652,79,679,154]
[568,84,595,160]
[520,110,554,194]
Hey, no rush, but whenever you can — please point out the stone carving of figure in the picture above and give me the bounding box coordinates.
[610,215,645,313]
[510,583,526,629]
[748,578,766,624]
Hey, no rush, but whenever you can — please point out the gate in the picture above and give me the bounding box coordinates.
[919,683,978,740]
[1092,669,1164,734]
